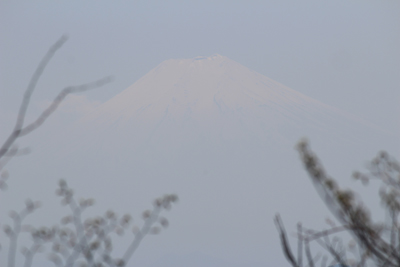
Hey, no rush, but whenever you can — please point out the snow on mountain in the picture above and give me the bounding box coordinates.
[84,54,319,122]
[83,54,344,124]
[76,53,383,153]
[19,54,395,267]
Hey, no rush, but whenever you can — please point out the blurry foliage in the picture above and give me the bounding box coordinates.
[276,140,400,267]
[0,37,178,267]
[3,180,177,267]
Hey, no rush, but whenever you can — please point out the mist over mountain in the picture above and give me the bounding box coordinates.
[3,55,397,267]
[71,54,386,160]
[81,54,380,140]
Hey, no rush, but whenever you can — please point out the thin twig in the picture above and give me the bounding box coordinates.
[304,238,314,267]
[122,206,161,265]
[274,214,299,267]
[298,223,303,267]
[0,35,67,160]
[0,35,112,166]
[19,76,113,137]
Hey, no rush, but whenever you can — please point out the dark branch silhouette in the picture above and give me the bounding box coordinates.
[0,35,113,175]
[276,140,400,267]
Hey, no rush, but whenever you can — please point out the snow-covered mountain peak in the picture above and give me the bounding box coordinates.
[192,54,224,61]
[162,53,232,71]
[91,54,316,120]
[79,54,381,144]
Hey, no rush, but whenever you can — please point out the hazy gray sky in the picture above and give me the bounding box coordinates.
[0,1,399,267]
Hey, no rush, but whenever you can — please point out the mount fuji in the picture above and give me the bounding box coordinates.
[12,54,396,267]
[76,54,382,155]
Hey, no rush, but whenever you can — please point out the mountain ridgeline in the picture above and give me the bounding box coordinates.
[78,54,382,155]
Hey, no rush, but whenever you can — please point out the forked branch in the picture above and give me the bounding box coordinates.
[0,35,112,170]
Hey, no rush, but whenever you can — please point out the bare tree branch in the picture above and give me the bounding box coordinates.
[298,223,303,267]
[0,35,67,160]
[19,76,113,137]
[274,214,300,267]
[122,195,178,266]
[304,238,314,267]
[277,141,400,267]
[16,36,68,134]
[0,35,113,169]
[5,200,40,267]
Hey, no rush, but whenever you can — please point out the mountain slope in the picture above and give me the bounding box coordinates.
[78,54,382,151]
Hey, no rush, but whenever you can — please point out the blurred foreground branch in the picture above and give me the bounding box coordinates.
[276,140,400,267]
[3,180,177,267]
[0,35,113,188]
